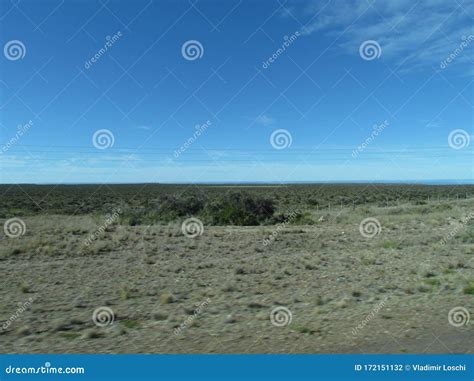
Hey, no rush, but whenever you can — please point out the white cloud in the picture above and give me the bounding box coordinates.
[296,0,474,72]
[255,114,276,126]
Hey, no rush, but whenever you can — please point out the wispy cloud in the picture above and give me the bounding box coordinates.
[255,114,276,126]
[294,0,474,72]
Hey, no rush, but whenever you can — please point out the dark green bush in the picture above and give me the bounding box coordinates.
[202,192,275,225]
[157,195,205,219]
[118,192,274,226]
[119,194,205,225]
[119,207,159,226]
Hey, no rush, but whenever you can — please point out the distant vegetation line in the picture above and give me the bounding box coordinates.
[1,184,473,225]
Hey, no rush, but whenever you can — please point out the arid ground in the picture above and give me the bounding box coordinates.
[1,184,473,353]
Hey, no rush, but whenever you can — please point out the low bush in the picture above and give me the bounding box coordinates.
[118,191,276,226]
[202,192,275,225]
[157,194,205,219]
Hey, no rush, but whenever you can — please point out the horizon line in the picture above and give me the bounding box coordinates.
[1,179,473,186]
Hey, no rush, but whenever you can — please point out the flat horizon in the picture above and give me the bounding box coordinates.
[1,179,473,186]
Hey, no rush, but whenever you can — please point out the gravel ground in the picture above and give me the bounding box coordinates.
[1,199,473,353]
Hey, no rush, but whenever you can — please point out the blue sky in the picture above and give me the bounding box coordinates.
[0,0,473,183]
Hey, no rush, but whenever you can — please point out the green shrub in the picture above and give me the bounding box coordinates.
[202,192,275,225]
[119,192,267,226]
[463,281,474,295]
[119,208,155,226]
[119,194,206,225]
[157,195,205,219]
[382,240,400,249]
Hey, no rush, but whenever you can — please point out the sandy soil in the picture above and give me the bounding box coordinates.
[1,199,473,353]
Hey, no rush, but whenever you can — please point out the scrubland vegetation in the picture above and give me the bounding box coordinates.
[0,184,473,353]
